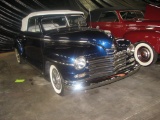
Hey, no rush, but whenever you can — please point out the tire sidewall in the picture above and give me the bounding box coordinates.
[15,48,21,64]
[49,65,63,94]
[134,43,154,66]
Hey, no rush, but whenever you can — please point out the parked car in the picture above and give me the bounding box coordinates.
[87,7,160,66]
[14,10,139,95]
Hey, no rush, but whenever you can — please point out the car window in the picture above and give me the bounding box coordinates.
[67,15,87,27]
[28,17,40,32]
[99,12,119,22]
[120,11,144,20]
[42,16,67,31]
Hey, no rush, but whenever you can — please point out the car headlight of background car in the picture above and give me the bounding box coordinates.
[74,56,86,70]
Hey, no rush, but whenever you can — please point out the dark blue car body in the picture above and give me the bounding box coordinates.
[14,10,139,94]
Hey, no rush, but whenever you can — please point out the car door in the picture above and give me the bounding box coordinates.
[23,17,43,69]
[97,11,123,38]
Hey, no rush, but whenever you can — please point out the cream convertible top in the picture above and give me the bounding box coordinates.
[21,10,84,31]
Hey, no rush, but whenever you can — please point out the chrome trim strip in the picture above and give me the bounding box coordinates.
[43,39,88,43]
[21,36,89,43]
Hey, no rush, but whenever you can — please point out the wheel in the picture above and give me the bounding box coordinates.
[15,48,23,64]
[49,65,64,95]
[134,43,158,66]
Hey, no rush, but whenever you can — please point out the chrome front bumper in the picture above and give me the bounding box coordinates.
[64,63,140,91]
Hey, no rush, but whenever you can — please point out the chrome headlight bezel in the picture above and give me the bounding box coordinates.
[127,44,135,55]
[74,56,86,70]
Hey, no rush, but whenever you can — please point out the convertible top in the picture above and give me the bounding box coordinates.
[87,7,142,22]
[21,10,84,31]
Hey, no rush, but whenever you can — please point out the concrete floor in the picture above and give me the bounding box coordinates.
[0,51,160,120]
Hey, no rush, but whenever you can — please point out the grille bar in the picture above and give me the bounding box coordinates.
[89,56,114,64]
[88,50,133,79]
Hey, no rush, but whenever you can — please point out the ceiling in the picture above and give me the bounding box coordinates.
[0,0,160,44]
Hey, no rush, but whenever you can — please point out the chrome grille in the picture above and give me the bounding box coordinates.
[106,48,115,55]
[114,51,127,72]
[88,50,129,79]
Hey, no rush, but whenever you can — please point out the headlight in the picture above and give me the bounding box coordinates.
[74,56,86,70]
[127,44,135,55]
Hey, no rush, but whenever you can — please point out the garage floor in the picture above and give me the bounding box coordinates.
[1,51,160,120]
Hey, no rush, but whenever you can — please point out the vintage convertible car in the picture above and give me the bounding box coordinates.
[14,10,139,95]
[87,7,160,66]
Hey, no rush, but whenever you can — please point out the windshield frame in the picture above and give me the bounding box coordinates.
[41,14,87,32]
[66,14,87,27]
[41,15,68,31]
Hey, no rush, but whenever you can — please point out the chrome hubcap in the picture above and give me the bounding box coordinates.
[137,47,151,62]
[52,69,61,90]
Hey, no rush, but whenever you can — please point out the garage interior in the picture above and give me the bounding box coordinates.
[1,0,160,120]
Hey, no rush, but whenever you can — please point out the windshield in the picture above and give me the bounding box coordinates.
[120,11,144,20]
[41,14,87,31]
[41,15,67,31]
[67,15,87,27]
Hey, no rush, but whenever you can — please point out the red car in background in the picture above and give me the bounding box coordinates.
[87,5,160,66]
[145,4,160,20]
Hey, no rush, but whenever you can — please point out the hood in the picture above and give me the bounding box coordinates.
[44,27,113,49]
[124,20,160,31]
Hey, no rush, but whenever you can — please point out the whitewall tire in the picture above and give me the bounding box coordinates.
[134,43,158,66]
[15,48,23,64]
[49,65,64,95]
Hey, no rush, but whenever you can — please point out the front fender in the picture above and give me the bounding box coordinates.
[44,44,107,81]
[123,30,160,53]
